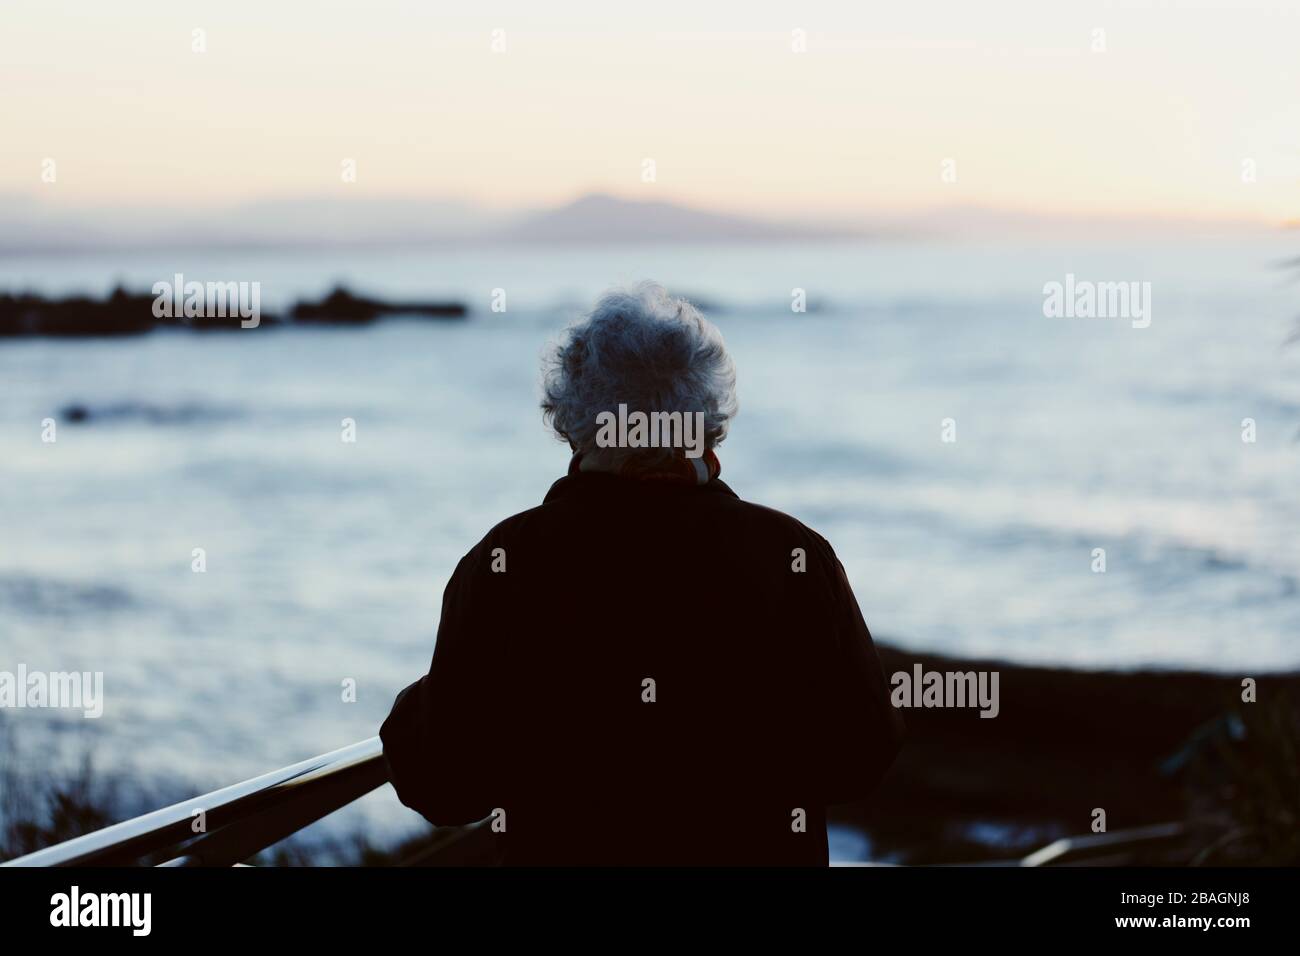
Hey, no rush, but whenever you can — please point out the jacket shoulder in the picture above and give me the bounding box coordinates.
[713,494,837,554]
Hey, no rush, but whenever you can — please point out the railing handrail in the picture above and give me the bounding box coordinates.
[1019,821,1186,866]
[3,733,1191,867]
[2,736,388,867]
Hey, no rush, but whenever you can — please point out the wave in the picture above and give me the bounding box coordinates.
[59,401,243,426]
[0,575,135,616]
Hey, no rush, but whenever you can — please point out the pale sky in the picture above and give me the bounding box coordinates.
[3,0,1299,224]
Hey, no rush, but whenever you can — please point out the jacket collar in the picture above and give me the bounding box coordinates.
[543,470,739,505]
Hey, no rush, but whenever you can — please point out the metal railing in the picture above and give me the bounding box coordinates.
[1019,821,1187,867]
[3,737,390,867]
[2,734,1189,867]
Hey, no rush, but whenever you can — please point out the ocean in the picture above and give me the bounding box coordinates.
[2,236,1298,856]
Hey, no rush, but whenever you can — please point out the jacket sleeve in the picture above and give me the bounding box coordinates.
[814,541,906,807]
[380,545,502,826]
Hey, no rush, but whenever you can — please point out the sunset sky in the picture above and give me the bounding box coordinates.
[3,0,1298,225]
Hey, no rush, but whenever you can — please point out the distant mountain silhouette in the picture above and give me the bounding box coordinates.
[0,191,1267,253]
[502,193,856,242]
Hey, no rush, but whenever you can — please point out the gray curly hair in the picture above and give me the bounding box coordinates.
[541,282,738,471]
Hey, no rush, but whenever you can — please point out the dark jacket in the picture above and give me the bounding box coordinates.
[380,471,904,865]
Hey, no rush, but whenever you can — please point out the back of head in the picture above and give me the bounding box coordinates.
[541,282,738,474]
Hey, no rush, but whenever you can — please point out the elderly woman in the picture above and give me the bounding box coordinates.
[380,282,903,865]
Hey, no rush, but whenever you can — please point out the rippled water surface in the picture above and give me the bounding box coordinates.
[2,238,1298,849]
